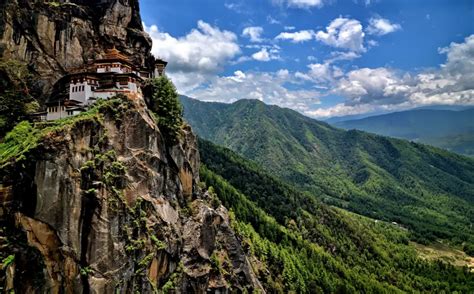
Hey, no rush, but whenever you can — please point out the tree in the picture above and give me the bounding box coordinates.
[0,59,39,138]
[143,76,183,141]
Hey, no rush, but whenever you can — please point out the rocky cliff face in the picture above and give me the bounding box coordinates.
[0,0,155,101]
[0,98,263,293]
[0,1,263,292]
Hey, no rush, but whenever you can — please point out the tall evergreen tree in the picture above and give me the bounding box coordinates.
[143,76,183,141]
[0,59,39,138]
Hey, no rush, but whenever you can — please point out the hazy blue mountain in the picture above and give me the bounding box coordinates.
[332,108,474,156]
[324,113,381,124]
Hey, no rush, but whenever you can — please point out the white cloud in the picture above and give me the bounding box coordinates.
[242,26,264,42]
[308,63,333,82]
[277,69,290,78]
[304,34,474,118]
[224,1,249,14]
[367,39,379,48]
[267,15,281,24]
[319,35,474,117]
[146,19,474,119]
[367,17,401,36]
[334,67,410,105]
[271,0,324,8]
[439,35,474,79]
[316,17,365,52]
[305,103,381,118]
[252,48,270,61]
[188,70,321,111]
[235,45,281,64]
[326,51,361,62]
[275,30,315,42]
[284,26,296,30]
[144,21,240,91]
[289,0,324,8]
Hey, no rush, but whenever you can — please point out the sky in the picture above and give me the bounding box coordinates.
[139,0,474,118]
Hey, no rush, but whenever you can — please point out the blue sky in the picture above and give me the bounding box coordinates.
[139,0,474,118]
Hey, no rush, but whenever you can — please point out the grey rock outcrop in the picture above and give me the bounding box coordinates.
[0,98,263,293]
[0,1,264,292]
[0,0,155,101]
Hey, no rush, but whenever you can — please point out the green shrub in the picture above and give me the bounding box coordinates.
[0,59,39,137]
[143,76,183,141]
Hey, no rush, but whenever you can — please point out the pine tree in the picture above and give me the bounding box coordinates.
[0,59,39,137]
[143,76,183,141]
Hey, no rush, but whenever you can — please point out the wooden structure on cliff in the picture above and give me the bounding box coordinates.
[44,47,168,121]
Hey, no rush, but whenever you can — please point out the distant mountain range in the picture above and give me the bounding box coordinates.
[332,108,474,156]
[180,95,474,246]
[325,105,474,124]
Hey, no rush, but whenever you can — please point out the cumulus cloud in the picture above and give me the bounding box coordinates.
[252,48,280,61]
[311,34,474,118]
[144,21,240,91]
[439,35,474,79]
[315,17,365,52]
[367,17,402,36]
[273,0,324,8]
[275,30,315,42]
[326,51,361,62]
[145,19,474,119]
[267,15,281,24]
[305,103,383,118]
[224,1,249,14]
[334,67,411,105]
[308,63,334,82]
[242,26,264,42]
[188,70,321,111]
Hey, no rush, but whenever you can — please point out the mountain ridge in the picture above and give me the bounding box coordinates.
[332,108,474,156]
[198,137,474,291]
[180,95,474,246]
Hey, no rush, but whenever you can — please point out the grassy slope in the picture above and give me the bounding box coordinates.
[198,138,474,292]
[181,96,474,245]
[0,98,130,168]
[333,109,474,156]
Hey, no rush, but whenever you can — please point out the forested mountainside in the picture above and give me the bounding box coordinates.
[333,108,474,156]
[180,96,474,247]
[198,138,474,292]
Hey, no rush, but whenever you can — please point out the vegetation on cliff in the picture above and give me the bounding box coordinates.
[0,59,39,137]
[0,97,130,168]
[0,96,264,292]
[144,76,184,141]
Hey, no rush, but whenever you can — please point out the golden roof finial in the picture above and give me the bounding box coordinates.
[104,46,130,62]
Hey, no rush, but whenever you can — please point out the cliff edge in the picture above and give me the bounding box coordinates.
[0,98,262,293]
[0,0,155,101]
